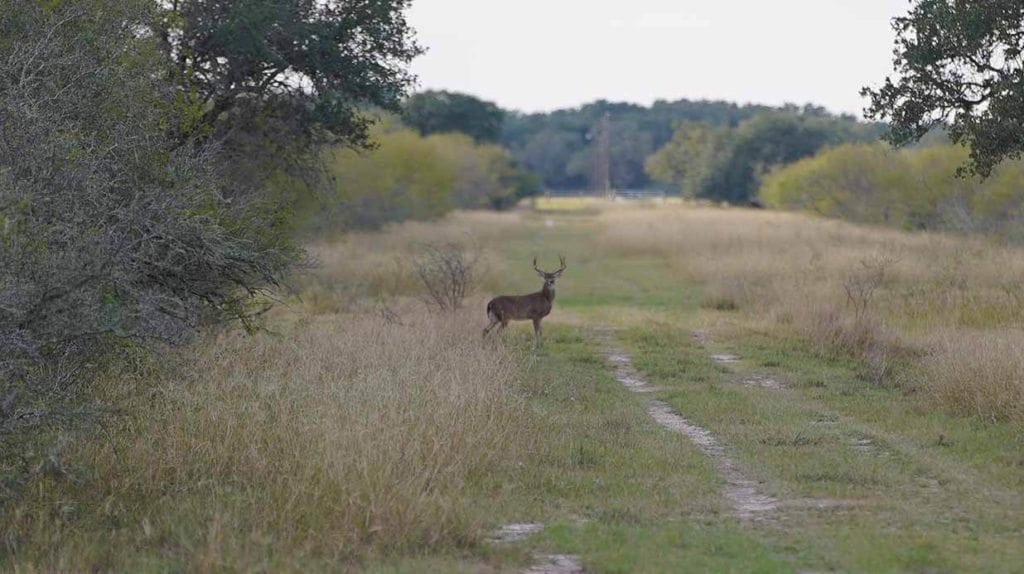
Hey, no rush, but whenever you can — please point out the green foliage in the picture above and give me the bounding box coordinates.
[433,133,540,210]
[645,122,731,197]
[647,112,884,202]
[156,0,422,151]
[863,0,1024,177]
[154,0,424,232]
[322,128,454,229]
[0,0,297,492]
[503,99,776,190]
[403,90,505,142]
[309,125,538,231]
[761,143,1024,239]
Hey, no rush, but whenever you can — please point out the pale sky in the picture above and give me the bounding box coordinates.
[407,0,909,116]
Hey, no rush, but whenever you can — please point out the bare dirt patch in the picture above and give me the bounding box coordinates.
[489,523,584,573]
[646,401,780,520]
[710,353,741,363]
[741,374,786,390]
[490,523,544,543]
[783,498,863,511]
[607,352,661,393]
[915,477,942,493]
[524,554,585,574]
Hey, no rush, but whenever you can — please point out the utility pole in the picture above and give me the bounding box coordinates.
[592,112,612,199]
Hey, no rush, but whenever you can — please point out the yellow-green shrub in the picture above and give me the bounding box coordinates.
[306,125,538,232]
[761,143,1024,239]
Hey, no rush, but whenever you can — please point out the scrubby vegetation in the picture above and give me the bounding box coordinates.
[1,0,421,501]
[760,143,1024,241]
[596,203,1024,425]
[646,113,884,202]
[306,124,538,233]
[6,0,1024,570]
[4,305,531,570]
[6,202,1024,571]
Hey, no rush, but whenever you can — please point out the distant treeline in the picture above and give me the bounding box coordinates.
[402,91,886,203]
[502,99,775,191]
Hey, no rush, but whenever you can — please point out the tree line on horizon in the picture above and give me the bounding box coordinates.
[402,90,888,203]
[407,0,1024,213]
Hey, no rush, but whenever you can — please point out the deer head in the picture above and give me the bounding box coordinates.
[534,255,567,290]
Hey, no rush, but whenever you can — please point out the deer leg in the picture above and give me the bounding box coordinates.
[532,318,543,349]
[482,319,499,339]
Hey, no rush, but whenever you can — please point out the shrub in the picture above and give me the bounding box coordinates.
[0,0,294,493]
[761,143,1024,238]
[308,125,538,233]
[413,241,479,312]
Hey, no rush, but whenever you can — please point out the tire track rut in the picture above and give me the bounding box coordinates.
[594,327,779,522]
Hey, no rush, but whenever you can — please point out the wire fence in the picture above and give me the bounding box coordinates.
[543,189,668,200]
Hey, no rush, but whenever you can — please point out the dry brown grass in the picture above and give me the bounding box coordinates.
[5,210,547,571]
[921,329,1024,424]
[5,300,532,570]
[593,203,1024,422]
[8,201,1024,571]
[297,211,524,315]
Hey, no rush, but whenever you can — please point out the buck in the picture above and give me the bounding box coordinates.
[483,255,566,346]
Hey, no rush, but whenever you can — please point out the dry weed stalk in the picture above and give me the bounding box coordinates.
[413,240,479,311]
[844,251,901,320]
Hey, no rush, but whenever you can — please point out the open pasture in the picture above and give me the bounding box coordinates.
[5,201,1024,572]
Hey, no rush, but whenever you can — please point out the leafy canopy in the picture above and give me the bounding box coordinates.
[403,90,505,142]
[646,113,883,202]
[157,0,423,150]
[863,0,1024,177]
[0,0,298,468]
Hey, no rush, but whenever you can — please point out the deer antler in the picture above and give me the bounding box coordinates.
[534,255,567,275]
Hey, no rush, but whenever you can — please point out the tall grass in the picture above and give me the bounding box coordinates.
[4,302,531,571]
[594,204,1024,423]
[297,211,522,315]
[921,329,1024,424]
[8,201,1024,571]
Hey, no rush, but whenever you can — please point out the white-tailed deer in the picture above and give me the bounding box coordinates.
[483,255,566,346]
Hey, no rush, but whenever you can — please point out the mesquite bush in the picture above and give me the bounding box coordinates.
[0,1,294,491]
[413,241,479,312]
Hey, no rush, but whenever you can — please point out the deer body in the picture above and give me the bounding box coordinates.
[483,256,565,346]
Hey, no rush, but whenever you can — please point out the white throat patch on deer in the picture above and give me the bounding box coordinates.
[483,255,567,347]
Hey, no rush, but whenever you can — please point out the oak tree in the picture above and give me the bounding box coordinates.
[863,0,1024,176]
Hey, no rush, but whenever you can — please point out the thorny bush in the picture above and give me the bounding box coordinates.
[0,1,294,496]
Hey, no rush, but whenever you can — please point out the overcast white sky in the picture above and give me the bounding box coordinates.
[407,0,909,116]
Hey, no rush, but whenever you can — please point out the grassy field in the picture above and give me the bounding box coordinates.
[4,200,1024,572]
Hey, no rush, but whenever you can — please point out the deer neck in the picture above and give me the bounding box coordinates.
[541,282,555,302]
